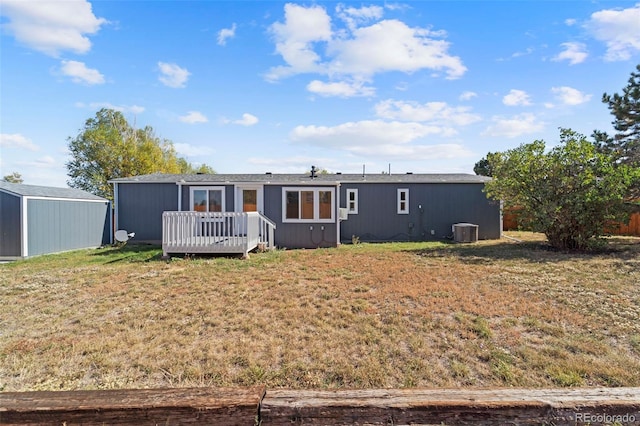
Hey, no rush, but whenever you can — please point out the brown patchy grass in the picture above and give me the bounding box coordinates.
[1,233,639,391]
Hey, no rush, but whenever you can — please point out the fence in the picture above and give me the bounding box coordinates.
[503,209,640,237]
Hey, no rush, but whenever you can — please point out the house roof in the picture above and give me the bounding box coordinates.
[109,172,491,184]
[0,181,107,201]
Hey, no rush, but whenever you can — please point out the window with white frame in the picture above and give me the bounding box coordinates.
[397,188,409,214]
[283,187,335,222]
[190,187,225,212]
[346,188,358,214]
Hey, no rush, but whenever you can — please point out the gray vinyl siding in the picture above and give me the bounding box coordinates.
[340,183,500,242]
[0,191,21,257]
[26,199,110,256]
[264,185,337,249]
[117,183,178,242]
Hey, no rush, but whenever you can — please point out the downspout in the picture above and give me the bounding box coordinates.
[21,195,28,258]
[336,182,341,246]
[109,201,113,244]
[177,182,183,211]
[113,182,119,232]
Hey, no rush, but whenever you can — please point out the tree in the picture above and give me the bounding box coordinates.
[594,64,640,167]
[473,152,499,177]
[67,109,215,200]
[2,172,23,183]
[485,129,639,250]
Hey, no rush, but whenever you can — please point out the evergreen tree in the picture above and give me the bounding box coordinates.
[593,64,640,190]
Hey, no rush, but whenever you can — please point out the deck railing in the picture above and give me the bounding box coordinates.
[162,211,276,257]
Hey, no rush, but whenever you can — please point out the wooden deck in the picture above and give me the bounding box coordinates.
[162,211,276,257]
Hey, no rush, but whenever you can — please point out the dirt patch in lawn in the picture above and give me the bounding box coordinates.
[1,233,639,391]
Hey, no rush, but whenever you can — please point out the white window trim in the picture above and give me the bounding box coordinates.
[282,187,335,223]
[189,186,226,212]
[346,188,358,215]
[397,188,409,214]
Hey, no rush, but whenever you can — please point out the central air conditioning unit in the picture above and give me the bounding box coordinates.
[452,223,478,243]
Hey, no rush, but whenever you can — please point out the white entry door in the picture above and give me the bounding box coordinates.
[236,185,263,213]
[235,185,264,233]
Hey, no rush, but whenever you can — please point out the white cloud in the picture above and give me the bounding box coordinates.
[0,0,107,57]
[482,113,545,138]
[0,133,39,151]
[179,111,208,124]
[17,155,56,168]
[551,86,592,105]
[343,143,473,160]
[291,120,455,147]
[157,62,190,88]
[174,143,214,157]
[223,113,259,126]
[76,102,145,114]
[503,89,532,106]
[328,19,466,79]
[585,4,640,61]
[217,23,236,46]
[290,120,471,160]
[60,60,105,85]
[336,4,384,31]
[459,91,477,101]
[565,18,578,26]
[247,155,335,172]
[234,113,259,126]
[307,79,375,97]
[374,99,481,126]
[266,4,466,82]
[267,3,332,80]
[552,42,588,65]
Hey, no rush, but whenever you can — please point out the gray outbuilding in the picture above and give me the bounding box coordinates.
[0,181,111,260]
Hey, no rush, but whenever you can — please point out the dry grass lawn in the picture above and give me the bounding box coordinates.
[1,232,639,392]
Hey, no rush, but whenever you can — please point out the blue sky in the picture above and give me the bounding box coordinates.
[1,1,639,187]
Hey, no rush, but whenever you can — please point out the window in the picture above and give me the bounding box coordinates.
[190,187,225,212]
[346,189,358,214]
[283,187,335,222]
[397,188,409,214]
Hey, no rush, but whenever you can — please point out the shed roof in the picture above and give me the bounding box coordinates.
[109,172,490,184]
[0,181,107,201]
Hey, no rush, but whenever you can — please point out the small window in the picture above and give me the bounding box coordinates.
[397,188,409,214]
[346,189,358,214]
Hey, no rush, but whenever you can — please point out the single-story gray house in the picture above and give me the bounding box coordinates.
[0,181,111,260]
[110,171,501,256]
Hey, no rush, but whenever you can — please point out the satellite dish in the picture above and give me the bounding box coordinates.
[115,230,134,243]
